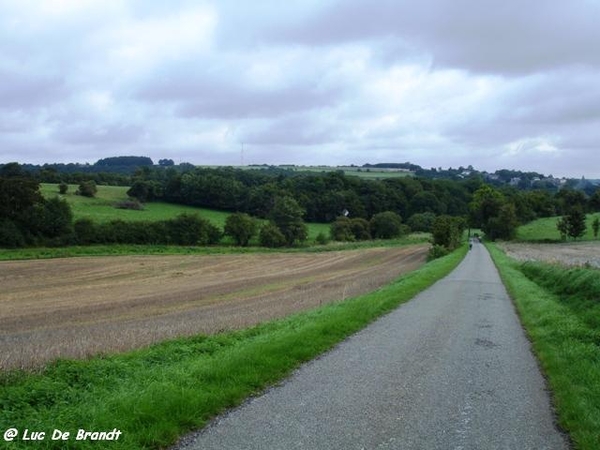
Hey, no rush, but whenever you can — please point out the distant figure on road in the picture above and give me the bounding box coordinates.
[469,239,473,250]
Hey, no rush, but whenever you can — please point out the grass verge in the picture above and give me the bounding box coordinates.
[0,245,465,449]
[487,243,600,449]
[0,235,431,261]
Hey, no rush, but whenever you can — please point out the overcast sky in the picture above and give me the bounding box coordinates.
[1,0,599,178]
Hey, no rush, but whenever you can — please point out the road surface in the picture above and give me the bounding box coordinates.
[175,242,569,450]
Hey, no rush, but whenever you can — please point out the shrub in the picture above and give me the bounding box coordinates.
[165,214,222,246]
[315,232,330,245]
[58,182,68,195]
[350,218,371,240]
[330,216,354,242]
[224,213,258,246]
[114,199,145,210]
[407,212,436,232]
[0,218,26,248]
[77,181,97,198]
[427,244,450,261]
[370,211,404,239]
[74,218,97,244]
[259,223,286,248]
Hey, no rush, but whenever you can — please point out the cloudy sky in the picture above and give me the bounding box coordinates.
[1,0,599,178]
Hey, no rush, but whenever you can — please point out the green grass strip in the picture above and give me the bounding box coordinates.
[0,246,465,449]
[0,235,431,261]
[487,243,600,450]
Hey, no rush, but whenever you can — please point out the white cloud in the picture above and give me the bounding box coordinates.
[0,0,599,177]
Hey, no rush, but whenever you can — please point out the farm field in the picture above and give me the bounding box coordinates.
[498,241,600,268]
[0,244,428,370]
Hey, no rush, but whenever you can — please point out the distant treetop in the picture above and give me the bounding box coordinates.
[94,156,154,167]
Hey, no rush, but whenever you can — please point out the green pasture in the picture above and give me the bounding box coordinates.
[40,183,329,240]
[517,213,600,242]
[40,184,230,227]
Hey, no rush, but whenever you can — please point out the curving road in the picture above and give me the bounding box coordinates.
[176,242,569,450]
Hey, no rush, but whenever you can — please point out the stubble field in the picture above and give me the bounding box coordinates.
[0,245,427,370]
[498,241,600,268]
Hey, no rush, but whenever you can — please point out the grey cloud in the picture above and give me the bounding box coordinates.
[53,123,145,146]
[0,69,66,109]
[240,114,338,146]
[269,0,600,74]
[137,68,342,119]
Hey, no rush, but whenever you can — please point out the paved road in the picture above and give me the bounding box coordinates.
[176,242,569,450]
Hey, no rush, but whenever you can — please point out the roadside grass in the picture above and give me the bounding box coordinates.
[487,244,600,449]
[0,245,466,450]
[517,213,600,242]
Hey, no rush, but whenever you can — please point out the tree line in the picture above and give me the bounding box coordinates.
[1,162,600,249]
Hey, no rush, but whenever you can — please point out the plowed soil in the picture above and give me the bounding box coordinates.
[0,245,427,370]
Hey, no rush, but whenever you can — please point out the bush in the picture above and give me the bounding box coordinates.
[58,182,68,194]
[115,199,145,210]
[224,213,258,246]
[259,223,286,248]
[427,244,450,261]
[165,214,222,246]
[431,215,465,249]
[315,232,330,245]
[74,218,97,244]
[0,219,26,248]
[407,212,436,232]
[350,218,371,240]
[370,211,404,239]
[330,216,354,242]
[77,181,97,198]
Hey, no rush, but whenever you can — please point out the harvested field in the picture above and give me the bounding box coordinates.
[498,241,600,268]
[0,245,427,370]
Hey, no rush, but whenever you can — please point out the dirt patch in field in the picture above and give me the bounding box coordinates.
[0,245,428,370]
[498,241,600,268]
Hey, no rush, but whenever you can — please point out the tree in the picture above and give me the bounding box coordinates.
[566,206,587,240]
[77,180,97,198]
[259,222,286,248]
[269,196,308,246]
[557,206,587,241]
[224,213,258,246]
[486,203,519,241]
[431,215,465,249]
[350,218,371,240]
[58,182,68,194]
[590,189,600,212]
[0,176,42,221]
[592,217,599,239]
[407,212,436,232]
[158,158,175,166]
[330,216,354,242]
[469,185,504,230]
[369,211,404,239]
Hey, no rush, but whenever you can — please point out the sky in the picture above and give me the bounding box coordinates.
[1,0,599,178]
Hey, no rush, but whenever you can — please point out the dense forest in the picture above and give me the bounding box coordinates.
[1,159,599,249]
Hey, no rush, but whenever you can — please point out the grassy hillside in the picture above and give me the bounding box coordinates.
[40,184,230,226]
[517,213,600,242]
[40,183,330,240]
